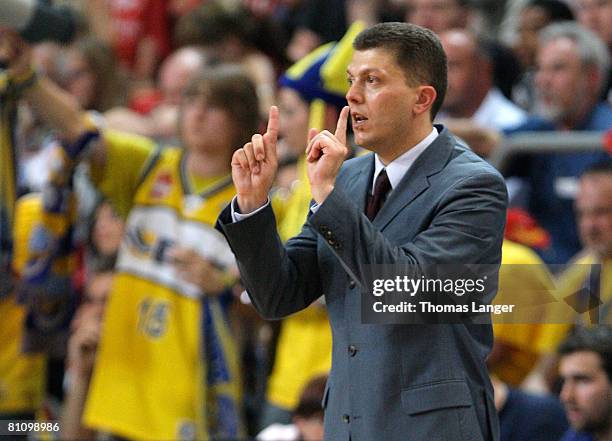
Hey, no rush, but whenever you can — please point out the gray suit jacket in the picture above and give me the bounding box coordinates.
[217,127,507,441]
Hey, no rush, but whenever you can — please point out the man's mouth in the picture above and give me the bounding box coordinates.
[352,113,368,126]
[565,407,582,420]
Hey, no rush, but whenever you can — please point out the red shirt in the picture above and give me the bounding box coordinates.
[109,0,171,69]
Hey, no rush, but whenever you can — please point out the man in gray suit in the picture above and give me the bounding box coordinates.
[217,22,507,441]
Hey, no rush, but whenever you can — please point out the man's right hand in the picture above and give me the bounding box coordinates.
[232,106,279,213]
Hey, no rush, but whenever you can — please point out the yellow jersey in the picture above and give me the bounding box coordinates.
[0,195,47,414]
[84,131,242,441]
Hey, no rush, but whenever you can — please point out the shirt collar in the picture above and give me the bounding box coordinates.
[372,127,438,194]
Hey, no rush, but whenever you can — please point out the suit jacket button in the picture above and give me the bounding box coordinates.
[348,345,357,356]
[348,280,356,289]
[342,414,350,424]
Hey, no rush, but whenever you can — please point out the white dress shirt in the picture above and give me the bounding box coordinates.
[371,127,438,194]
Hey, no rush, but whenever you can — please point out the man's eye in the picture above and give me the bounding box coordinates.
[347,77,354,85]
[367,76,377,83]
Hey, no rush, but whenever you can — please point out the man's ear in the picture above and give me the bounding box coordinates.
[413,86,437,116]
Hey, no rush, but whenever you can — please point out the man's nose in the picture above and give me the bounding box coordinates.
[534,70,550,89]
[346,83,363,104]
[560,381,574,404]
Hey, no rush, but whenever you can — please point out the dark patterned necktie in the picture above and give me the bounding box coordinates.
[366,169,392,221]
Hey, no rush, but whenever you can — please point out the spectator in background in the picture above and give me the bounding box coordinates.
[283,0,348,62]
[104,46,210,143]
[499,161,609,398]
[82,67,254,441]
[56,37,126,113]
[260,0,400,63]
[511,0,575,111]
[529,161,612,392]
[257,375,326,441]
[504,22,612,265]
[60,270,113,441]
[437,29,527,130]
[428,29,523,156]
[21,37,125,193]
[404,0,523,105]
[174,1,281,116]
[557,161,612,326]
[513,0,575,71]
[84,199,124,274]
[558,326,612,441]
[491,372,568,441]
[157,48,210,108]
[273,83,311,191]
[405,0,474,34]
[573,0,612,101]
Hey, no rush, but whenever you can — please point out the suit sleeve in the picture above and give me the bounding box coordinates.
[216,203,324,319]
[216,168,507,319]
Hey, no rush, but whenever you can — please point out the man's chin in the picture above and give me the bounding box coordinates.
[535,101,564,122]
[353,132,369,148]
[568,417,585,430]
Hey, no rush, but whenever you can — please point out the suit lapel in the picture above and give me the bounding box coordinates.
[373,128,455,231]
[346,154,375,214]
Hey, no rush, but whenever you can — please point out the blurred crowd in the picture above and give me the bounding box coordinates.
[0,0,611,440]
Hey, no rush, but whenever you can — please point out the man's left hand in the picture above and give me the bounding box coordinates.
[306,106,350,204]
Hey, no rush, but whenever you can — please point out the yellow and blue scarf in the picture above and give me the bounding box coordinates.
[18,124,100,355]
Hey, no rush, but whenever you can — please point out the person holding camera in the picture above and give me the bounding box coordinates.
[0,28,251,441]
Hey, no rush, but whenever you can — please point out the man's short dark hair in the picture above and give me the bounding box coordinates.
[182,64,260,148]
[353,22,448,120]
[582,159,612,178]
[558,326,612,382]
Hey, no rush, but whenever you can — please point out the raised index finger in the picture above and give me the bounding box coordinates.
[335,106,349,146]
[261,105,279,161]
[266,105,279,139]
